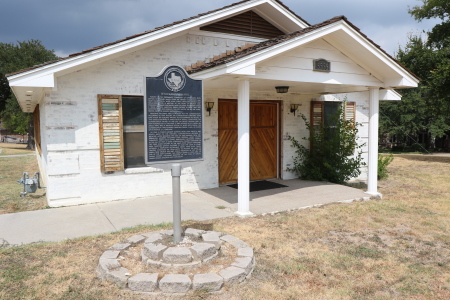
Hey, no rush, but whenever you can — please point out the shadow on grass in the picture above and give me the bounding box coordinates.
[396,154,450,164]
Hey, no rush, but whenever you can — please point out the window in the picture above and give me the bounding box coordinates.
[310,100,356,141]
[122,96,146,168]
[311,101,355,129]
[98,94,146,173]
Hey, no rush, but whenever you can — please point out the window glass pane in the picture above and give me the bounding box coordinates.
[122,96,145,168]
[324,102,341,128]
[123,96,144,132]
[124,132,145,168]
[324,102,341,140]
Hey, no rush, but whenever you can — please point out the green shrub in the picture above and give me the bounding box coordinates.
[288,104,365,184]
[378,154,394,180]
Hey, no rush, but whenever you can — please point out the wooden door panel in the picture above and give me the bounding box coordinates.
[219,101,238,184]
[218,100,278,184]
[250,127,277,180]
[218,129,238,183]
[250,103,277,180]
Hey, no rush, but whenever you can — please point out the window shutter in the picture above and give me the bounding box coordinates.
[98,95,124,173]
[344,102,356,121]
[310,101,323,150]
[310,101,324,132]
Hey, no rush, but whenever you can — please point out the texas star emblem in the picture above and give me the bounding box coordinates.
[164,67,186,92]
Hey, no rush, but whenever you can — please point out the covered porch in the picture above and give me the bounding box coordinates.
[198,75,386,216]
[190,18,419,216]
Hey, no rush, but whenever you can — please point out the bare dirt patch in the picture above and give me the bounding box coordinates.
[119,235,238,279]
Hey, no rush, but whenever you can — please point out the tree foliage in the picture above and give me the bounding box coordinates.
[288,105,365,185]
[380,1,450,149]
[0,40,58,134]
[409,0,450,49]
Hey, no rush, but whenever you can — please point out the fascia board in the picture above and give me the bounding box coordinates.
[7,0,270,87]
[265,1,309,28]
[9,73,55,88]
[338,23,420,86]
[228,64,256,75]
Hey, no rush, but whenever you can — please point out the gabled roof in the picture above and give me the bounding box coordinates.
[6,0,309,78]
[188,15,420,83]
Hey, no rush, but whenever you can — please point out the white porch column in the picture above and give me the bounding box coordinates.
[236,79,253,216]
[366,87,382,197]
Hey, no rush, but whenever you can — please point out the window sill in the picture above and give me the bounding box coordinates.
[124,167,164,174]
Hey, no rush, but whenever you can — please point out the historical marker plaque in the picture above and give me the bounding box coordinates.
[145,66,203,165]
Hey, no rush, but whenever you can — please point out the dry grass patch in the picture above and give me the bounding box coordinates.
[0,142,33,156]
[1,154,450,299]
[0,148,47,214]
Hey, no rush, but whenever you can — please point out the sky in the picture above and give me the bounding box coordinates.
[0,0,440,59]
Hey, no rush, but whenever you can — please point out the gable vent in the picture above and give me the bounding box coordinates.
[313,59,331,72]
[200,11,284,39]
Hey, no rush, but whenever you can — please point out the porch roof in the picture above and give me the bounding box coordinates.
[189,16,420,91]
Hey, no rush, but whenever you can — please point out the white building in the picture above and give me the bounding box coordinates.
[7,0,418,213]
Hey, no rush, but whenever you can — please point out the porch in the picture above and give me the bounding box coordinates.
[189,179,370,215]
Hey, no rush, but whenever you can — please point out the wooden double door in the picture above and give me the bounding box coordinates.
[218,99,279,184]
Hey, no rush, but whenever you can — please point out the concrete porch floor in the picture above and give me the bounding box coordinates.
[0,179,370,246]
[190,179,370,215]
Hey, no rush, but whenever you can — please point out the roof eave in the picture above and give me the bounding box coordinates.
[7,0,309,85]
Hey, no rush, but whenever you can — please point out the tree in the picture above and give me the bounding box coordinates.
[380,1,450,150]
[409,1,450,116]
[0,40,59,148]
[409,0,450,49]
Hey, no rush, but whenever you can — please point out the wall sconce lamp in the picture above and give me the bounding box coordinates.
[290,104,300,116]
[275,86,289,93]
[205,102,214,116]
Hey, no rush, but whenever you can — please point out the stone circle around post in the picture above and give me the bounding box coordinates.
[97,228,255,295]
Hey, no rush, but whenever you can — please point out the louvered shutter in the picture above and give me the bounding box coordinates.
[98,95,124,173]
[310,101,323,150]
[310,101,324,132]
[344,102,356,121]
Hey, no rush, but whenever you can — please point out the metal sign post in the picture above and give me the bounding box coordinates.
[171,163,182,244]
[145,65,203,245]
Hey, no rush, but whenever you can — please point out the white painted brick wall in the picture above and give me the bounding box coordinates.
[40,32,371,207]
[42,34,258,206]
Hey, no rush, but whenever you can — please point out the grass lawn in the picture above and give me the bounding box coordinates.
[0,143,47,214]
[0,142,33,156]
[1,155,450,299]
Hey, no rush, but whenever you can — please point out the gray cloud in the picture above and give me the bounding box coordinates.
[0,0,439,57]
